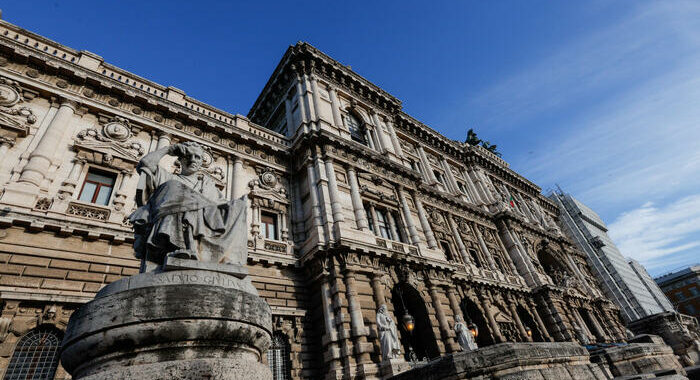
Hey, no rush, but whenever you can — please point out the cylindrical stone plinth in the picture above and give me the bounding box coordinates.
[61,270,272,380]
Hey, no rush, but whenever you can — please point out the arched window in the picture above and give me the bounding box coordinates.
[345,114,367,145]
[267,332,291,380]
[3,326,62,380]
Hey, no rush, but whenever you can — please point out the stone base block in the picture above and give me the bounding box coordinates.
[61,270,272,380]
[589,340,686,378]
[387,342,609,380]
[380,358,411,379]
[79,357,272,380]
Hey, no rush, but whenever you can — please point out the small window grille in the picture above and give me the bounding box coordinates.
[267,333,291,380]
[3,327,62,380]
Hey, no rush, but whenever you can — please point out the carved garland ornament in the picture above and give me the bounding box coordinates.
[0,77,36,144]
[73,116,145,171]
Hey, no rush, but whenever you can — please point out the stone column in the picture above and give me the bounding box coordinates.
[58,158,86,199]
[295,74,309,125]
[384,116,404,158]
[231,157,244,199]
[417,146,438,183]
[469,169,494,204]
[481,294,505,343]
[343,270,370,365]
[320,278,338,342]
[528,299,553,342]
[508,299,532,342]
[19,100,76,186]
[324,158,345,227]
[447,215,468,264]
[429,283,456,352]
[446,287,463,319]
[306,163,325,241]
[397,188,421,245]
[441,159,459,194]
[111,169,133,213]
[461,169,482,203]
[328,85,344,130]
[386,212,400,241]
[310,76,322,123]
[367,202,380,235]
[584,309,607,342]
[414,196,438,249]
[302,74,316,124]
[371,273,387,308]
[371,111,394,155]
[475,227,498,270]
[314,155,336,242]
[346,167,369,231]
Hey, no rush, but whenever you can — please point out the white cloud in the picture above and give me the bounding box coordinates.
[607,194,700,274]
[447,1,700,276]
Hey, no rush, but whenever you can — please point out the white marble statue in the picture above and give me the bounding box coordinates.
[129,142,247,269]
[376,304,401,361]
[455,315,478,351]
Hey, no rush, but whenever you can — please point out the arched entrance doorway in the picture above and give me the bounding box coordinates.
[391,283,440,361]
[516,304,543,342]
[460,298,493,347]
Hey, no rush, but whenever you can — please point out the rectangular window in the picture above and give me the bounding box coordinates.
[78,169,116,206]
[469,248,482,268]
[261,212,278,240]
[375,209,391,239]
[689,286,699,297]
[433,170,446,191]
[390,211,406,243]
[440,241,454,262]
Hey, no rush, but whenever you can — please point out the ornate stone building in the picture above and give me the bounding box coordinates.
[0,18,630,379]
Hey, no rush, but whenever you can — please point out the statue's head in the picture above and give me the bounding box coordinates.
[179,142,204,176]
[455,315,463,323]
[378,304,388,314]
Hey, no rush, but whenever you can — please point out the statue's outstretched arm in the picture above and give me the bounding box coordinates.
[138,146,176,173]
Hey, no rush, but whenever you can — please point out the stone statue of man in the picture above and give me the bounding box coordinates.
[455,315,478,351]
[376,304,401,361]
[129,141,247,270]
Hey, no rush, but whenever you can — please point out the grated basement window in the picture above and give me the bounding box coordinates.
[267,333,291,380]
[3,326,62,380]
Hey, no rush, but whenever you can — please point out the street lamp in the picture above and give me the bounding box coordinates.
[468,322,479,338]
[402,312,415,333]
[398,288,418,363]
[525,326,532,339]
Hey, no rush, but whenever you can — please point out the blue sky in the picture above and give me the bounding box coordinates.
[3,1,698,276]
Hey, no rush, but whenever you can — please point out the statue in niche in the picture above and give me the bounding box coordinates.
[376,304,401,361]
[129,141,247,271]
[455,315,478,351]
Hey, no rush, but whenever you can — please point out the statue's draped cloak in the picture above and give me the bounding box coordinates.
[377,310,401,359]
[129,165,247,266]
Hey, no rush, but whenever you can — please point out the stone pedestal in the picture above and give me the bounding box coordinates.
[61,270,272,380]
[380,358,411,379]
[589,336,686,378]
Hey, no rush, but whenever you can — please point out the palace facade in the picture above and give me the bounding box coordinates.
[0,18,628,379]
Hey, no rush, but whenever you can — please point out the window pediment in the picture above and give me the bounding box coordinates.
[73,118,145,171]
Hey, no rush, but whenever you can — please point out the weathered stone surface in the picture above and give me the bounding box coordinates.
[589,340,686,378]
[388,342,609,380]
[61,270,272,379]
